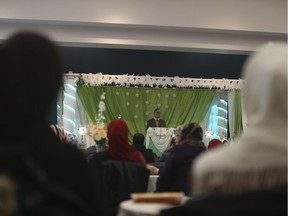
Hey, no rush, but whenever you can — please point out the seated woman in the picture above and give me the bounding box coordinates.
[156,123,206,195]
[89,119,146,167]
[132,133,156,163]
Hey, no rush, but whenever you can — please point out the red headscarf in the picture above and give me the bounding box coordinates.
[107,119,146,166]
[208,139,223,149]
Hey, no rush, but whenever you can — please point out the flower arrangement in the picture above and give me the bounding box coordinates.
[88,92,107,143]
[79,92,107,148]
[87,123,107,142]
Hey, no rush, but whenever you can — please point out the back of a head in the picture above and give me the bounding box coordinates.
[208,139,223,149]
[0,31,64,129]
[181,123,203,141]
[107,119,129,149]
[180,123,205,149]
[133,133,145,145]
[241,43,287,127]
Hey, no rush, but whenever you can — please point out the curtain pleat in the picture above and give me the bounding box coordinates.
[77,86,216,143]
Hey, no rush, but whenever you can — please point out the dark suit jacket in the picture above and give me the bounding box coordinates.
[146,118,166,131]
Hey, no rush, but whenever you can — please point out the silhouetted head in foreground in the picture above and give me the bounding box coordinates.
[0,31,64,137]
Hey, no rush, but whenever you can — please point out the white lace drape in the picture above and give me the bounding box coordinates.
[145,127,175,153]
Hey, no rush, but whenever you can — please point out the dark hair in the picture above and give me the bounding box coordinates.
[181,123,203,141]
[170,137,176,147]
[133,133,145,145]
[0,31,64,127]
[154,108,160,113]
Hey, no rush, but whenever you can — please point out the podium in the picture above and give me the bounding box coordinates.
[145,127,175,157]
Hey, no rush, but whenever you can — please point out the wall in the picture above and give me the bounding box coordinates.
[0,0,286,53]
[2,0,282,130]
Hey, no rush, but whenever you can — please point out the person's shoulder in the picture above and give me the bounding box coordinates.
[92,150,110,158]
[192,145,233,177]
[89,150,112,165]
[160,119,166,125]
[146,148,154,153]
[145,148,155,158]
[170,144,200,157]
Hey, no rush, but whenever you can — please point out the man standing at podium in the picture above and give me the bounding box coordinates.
[146,108,166,131]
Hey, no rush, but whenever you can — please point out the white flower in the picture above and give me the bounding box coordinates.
[86,92,108,142]
[78,127,87,136]
[205,130,214,138]
[100,92,106,100]
[96,92,106,124]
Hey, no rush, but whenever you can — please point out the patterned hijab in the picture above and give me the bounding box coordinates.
[107,120,146,166]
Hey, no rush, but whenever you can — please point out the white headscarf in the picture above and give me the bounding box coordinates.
[192,43,287,196]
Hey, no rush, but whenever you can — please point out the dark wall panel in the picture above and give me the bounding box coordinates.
[60,47,249,79]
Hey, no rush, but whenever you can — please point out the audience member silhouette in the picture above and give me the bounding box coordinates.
[88,120,149,216]
[89,119,146,167]
[156,123,206,195]
[0,31,97,215]
[207,138,223,150]
[191,43,287,197]
[132,133,156,163]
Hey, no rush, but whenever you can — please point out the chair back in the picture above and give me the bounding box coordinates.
[91,160,150,216]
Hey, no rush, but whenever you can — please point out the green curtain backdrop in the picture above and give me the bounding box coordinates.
[77,86,216,143]
[233,90,242,138]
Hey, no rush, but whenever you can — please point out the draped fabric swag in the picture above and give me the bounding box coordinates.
[233,90,242,138]
[228,90,242,143]
[77,85,216,143]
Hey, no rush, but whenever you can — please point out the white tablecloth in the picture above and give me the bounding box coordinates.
[117,197,190,216]
[147,175,159,192]
[117,200,175,216]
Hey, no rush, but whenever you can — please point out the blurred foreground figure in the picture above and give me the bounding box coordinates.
[191,43,287,197]
[160,42,287,216]
[0,31,96,216]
